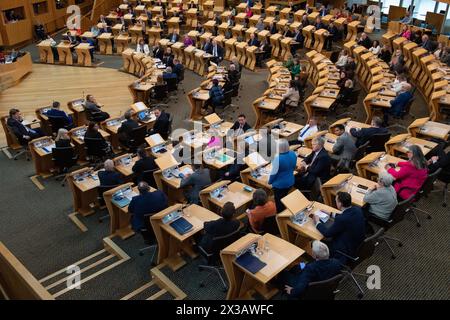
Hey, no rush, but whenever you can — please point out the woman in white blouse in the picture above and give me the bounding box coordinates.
[336,49,349,68]
[136,39,150,55]
[369,40,381,55]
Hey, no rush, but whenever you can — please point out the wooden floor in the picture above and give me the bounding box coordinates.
[0,64,136,147]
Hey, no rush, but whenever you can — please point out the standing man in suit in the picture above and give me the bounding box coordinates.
[148,108,170,139]
[332,124,357,168]
[132,148,157,184]
[296,136,331,190]
[129,181,168,233]
[203,37,213,54]
[247,33,260,47]
[118,110,139,147]
[230,114,251,136]
[7,108,44,142]
[313,192,366,263]
[211,40,224,64]
[98,159,123,186]
[349,116,388,147]
[45,101,74,129]
[168,30,180,43]
[180,164,211,204]
[281,241,342,299]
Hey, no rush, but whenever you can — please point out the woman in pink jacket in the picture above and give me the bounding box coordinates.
[386,145,428,200]
[399,25,411,40]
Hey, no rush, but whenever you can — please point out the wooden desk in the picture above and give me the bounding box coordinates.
[29,137,55,178]
[270,33,282,58]
[245,46,259,71]
[356,152,403,180]
[151,203,220,271]
[329,118,372,133]
[67,167,100,217]
[321,174,378,208]
[363,92,392,124]
[302,25,315,49]
[57,42,74,65]
[69,126,110,161]
[224,38,237,61]
[97,33,114,55]
[171,42,185,64]
[200,181,254,216]
[186,8,198,28]
[408,117,450,141]
[194,50,212,76]
[304,94,335,123]
[278,190,341,256]
[129,24,145,44]
[280,37,293,61]
[313,29,328,53]
[188,88,210,120]
[202,147,235,170]
[385,134,438,158]
[37,40,55,64]
[67,99,86,127]
[262,119,304,140]
[146,133,173,158]
[114,153,139,178]
[122,48,135,73]
[75,43,94,67]
[148,27,163,46]
[235,42,248,67]
[346,21,360,42]
[115,34,130,54]
[184,45,196,71]
[221,233,304,300]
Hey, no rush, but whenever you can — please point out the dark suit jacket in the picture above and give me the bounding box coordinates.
[286,259,342,298]
[199,219,240,253]
[428,151,450,174]
[211,45,224,60]
[129,190,168,231]
[228,69,240,83]
[98,170,123,187]
[230,121,251,133]
[167,33,179,42]
[422,40,434,52]
[248,38,260,47]
[314,23,325,30]
[303,148,331,184]
[132,156,157,180]
[284,30,294,38]
[358,37,371,49]
[45,108,73,126]
[6,118,31,141]
[269,25,277,34]
[55,139,71,148]
[350,126,388,147]
[317,206,366,263]
[152,112,170,138]
[118,119,139,140]
[153,47,164,60]
[84,129,108,149]
[162,54,174,67]
[203,43,213,54]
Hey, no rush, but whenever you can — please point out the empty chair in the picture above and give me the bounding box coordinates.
[366,132,391,153]
[300,274,344,300]
[52,146,78,186]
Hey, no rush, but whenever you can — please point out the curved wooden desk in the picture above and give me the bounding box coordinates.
[0,52,32,91]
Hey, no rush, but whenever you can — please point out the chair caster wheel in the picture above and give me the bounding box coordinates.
[199,283,205,288]
[139,252,144,256]
[391,255,396,259]
[416,223,421,227]
[14,158,18,160]
[222,288,228,293]
[398,243,403,247]
[357,293,363,299]
[427,215,432,220]
[443,203,447,207]
[198,266,203,271]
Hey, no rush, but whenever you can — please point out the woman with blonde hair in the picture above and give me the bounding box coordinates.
[55,128,71,147]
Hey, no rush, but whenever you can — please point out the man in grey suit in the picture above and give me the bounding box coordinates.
[331,124,357,169]
[180,164,211,204]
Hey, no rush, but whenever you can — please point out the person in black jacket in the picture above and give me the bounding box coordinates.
[132,147,157,184]
[7,108,44,142]
[149,108,170,139]
[84,121,110,152]
[199,202,240,253]
[98,159,123,186]
[313,192,366,264]
[118,110,139,147]
[349,116,388,147]
[295,136,331,190]
[357,32,372,49]
[279,240,342,299]
[228,63,240,84]
[55,128,71,147]
[45,101,74,128]
[85,95,109,122]
[152,43,164,60]
[230,114,251,136]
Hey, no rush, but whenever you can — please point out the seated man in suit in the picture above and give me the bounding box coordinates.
[313,192,366,264]
[282,26,294,38]
[172,59,184,83]
[162,66,178,81]
[202,37,213,54]
[230,114,251,136]
[331,124,357,169]
[7,108,44,142]
[152,43,164,60]
[167,30,180,43]
[129,181,168,233]
[421,34,435,52]
[291,117,319,145]
[199,202,240,253]
[350,116,388,147]
[204,79,224,114]
[357,32,371,49]
[85,94,110,122]
[296,136,331,190]
[247,33,260,47]
[383,83,413,125]
[149,108,170,139]
[98,159,123,186]
[314,17,325,30]
[132,147,157,184]
[211,40,224,64]
[228,63,240,84]
[45,101,74,129]
[280,240,342,299]
[325,22,339,51]
[180,163,211,204]
[118,110,139,147]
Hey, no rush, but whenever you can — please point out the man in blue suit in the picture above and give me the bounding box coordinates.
[314,192,366,264]
[203,38,213,54]
[383,83,413,125]
[45,101,74,129]
[211,40,224,64]
[129,181,168,233]
[280,240,342,299]
[247,33,260,47]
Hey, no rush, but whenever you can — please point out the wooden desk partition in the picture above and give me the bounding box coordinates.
[0,52,32,91]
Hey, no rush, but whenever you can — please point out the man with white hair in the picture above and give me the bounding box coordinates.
[363,171,398,220]
[281,240,342,299]
[98,159,123,187]
[383,82,413,125]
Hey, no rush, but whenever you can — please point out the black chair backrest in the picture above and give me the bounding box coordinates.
[231,82,240,97]
[348,88,361,105]
[141,168,157,188]
[223,89,233,106]
[97,184,120,205]
[6,124,27,146]
[84,137,106,157]
[390,194,414,224]
[353,141,370,162]
[47,116,68,134]
[177,67,185,83]
[260,215,279,235]
[402,97,415,116]
[153,84,168,100]
[166,77,178,92]
[310,177,323,201]
[418,168,442,199]
[85,108,103,122]
[52,146,77,169]
[129,125,148,148]
[349,227,384,269]
[209,227,242,259]
[301,273,344,300]
[367,133,391,153]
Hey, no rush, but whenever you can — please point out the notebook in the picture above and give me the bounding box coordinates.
[235,251,267,274]
[170,217,193,235]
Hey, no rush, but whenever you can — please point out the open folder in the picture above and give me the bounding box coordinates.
[235,251,267,274]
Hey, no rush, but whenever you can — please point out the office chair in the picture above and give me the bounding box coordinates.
[299,177,323,202]
[47,116,70,135]
[84,137,108,166]
[167,113,174,138]
[176,67,186,93]
[7,125,31,161]
[97,184,120,222]
[138,213,158,265]
[51,146,79,186]
[366,132,391,153]
[350,141,370,170]
[338,227,384,299]
[126,126,148,153]
[259,215,280,236]
[198,227,242,291]
[436,169,450,207]
[335,88,361,118]
[85,109,106,123]
[140,168,157,189]
[231,81,240,98]
[300,274,344,300]
[151,84,169,102]
[387,97,415,131]
[409,168,442,227]
[368,195,414,259]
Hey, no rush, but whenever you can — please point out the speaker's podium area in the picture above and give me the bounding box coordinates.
[0,0,449,303]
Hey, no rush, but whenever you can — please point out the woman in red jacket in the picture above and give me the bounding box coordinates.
[386,145,428,200]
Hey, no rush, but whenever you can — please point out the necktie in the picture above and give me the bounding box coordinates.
[300,125,310,138]
[214,46,217,57]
